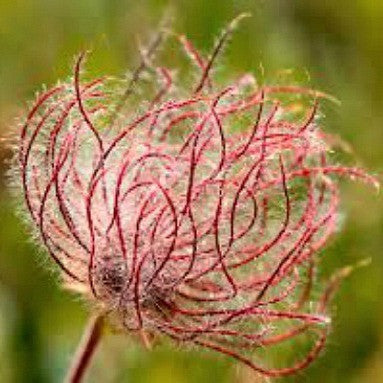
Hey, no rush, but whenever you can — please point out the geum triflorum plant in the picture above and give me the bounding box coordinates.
[10,15,378,381]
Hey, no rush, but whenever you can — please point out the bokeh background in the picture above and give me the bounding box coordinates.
[0,1,382,382]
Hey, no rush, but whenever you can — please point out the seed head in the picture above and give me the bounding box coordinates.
[10,17,378,378]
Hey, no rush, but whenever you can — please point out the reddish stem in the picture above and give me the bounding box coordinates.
[64,314,104,383]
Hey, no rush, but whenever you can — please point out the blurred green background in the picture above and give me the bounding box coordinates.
[0,1,382,382]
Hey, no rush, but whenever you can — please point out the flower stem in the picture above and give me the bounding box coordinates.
[64,314,105,383]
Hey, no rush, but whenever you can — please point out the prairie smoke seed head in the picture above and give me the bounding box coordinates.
[9,18,378,378]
